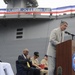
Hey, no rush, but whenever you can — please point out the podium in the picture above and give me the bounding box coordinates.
[56,40,75,75]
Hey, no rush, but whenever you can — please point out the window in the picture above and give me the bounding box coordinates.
[16,28,23,39]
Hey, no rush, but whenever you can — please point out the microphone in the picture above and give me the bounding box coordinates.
[65,31,71,35]
[65,31,75,40]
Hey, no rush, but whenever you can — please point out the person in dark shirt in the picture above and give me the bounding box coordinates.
[17,48,40,75]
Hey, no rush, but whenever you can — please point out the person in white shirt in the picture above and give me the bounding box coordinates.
[0,61,14,75]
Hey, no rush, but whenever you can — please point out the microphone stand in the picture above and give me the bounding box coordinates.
[65,31,75,40]
[71,34,75,40]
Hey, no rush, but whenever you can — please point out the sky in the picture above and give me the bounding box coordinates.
[0,0,75,9]
[38,0,75,8]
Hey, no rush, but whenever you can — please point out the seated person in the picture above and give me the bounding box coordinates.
[40,55,48,70]
[31,52,41,69]
[17,48,40,75]
[0,60,14,75]
[31,52,48,75]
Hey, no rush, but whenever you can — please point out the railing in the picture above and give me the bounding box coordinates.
[0,5,75,15]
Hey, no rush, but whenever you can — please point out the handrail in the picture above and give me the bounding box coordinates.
[0,5,75,15]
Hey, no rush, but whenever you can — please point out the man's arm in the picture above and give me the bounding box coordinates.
[18,55,29,64]
[50,30,60,46]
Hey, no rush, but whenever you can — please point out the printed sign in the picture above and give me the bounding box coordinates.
[72,53,75,71]
[57,66,62,75]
